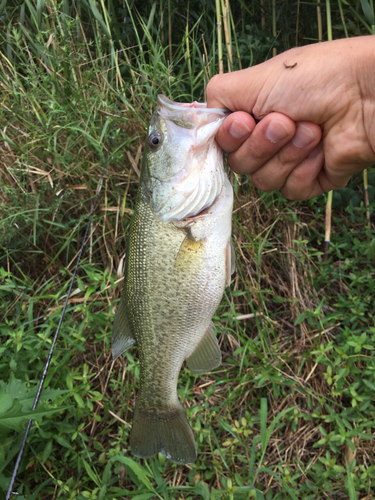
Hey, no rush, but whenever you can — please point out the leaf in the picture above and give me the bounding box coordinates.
[109,456,155,492]
[0,389,13,416]
[42,440,53,464]
[0,376,69,434]
[361,0,375,25]
[54,435,74,450]
[200,482,210,500]
[294,312,307,326]
[73,392,85,408]
[82,459,100,487]
[0,373,67,412]
[0,398,69,433]
[132,494,158,500]
[363,379,375,391]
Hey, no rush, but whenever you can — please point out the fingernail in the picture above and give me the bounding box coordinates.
[307,143,322,158]
[229,120,252,140]
[292,124,316,148]
[265,120,290,143]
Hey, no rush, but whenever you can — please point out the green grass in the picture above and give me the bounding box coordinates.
[1,1,375,499]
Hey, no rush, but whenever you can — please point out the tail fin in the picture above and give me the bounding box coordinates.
[130,403,197,464]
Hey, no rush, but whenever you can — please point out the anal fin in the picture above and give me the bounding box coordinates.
[186,322,221,374]
[112,289,136,360]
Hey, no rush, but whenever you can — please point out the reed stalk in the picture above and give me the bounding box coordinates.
[323,191,332,261]
[326,0,332,41]
[272,0,277,57]
[215,0,224,74]
[221,0,233,72]
[295,0,300,46]
[364,166,371,224]
[225,0,232,61]
[315,2,323,41]
[316,1,323,41]
[323,0,332,262]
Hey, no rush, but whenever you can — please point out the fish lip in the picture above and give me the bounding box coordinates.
[157,94,230,118]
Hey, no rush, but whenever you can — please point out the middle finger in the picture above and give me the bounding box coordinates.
[251,121,322,192]
[227,112,296,176]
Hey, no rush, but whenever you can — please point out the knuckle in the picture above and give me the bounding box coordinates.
[251,174,274,192]
[281,186,304,201]
[227,156,246,174]
[276,151,292,167]
[246,145,266,164]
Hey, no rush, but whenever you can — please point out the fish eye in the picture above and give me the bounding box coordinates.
[148,131,162,149]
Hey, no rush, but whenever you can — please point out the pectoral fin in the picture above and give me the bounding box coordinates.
[175,233,203,270]
[112,290,136,360]
[226,240,236,286]
[186,322,221,374]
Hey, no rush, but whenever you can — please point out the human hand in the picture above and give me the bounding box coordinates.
[207,36,375,200]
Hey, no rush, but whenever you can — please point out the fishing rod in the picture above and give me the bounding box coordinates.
[5,91,124,500]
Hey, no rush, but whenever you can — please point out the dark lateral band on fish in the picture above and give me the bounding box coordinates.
[112,95,234,464]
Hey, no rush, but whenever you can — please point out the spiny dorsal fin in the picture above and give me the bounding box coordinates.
[186,322,221,374]
[112,290,136,360]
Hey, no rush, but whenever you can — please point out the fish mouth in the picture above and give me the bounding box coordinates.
[149,95,229,223]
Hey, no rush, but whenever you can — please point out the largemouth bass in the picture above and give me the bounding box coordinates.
[112,95,234,464]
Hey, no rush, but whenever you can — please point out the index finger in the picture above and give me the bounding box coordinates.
[207,71,258,112]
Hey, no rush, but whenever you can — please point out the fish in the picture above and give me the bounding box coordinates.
[112,95,234,464]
